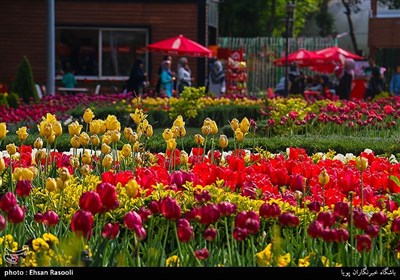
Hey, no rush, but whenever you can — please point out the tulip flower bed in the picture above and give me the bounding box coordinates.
[0,108,400,270]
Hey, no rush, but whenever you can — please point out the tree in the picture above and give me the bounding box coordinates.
[340,0,362,55]
[12,56,40,104]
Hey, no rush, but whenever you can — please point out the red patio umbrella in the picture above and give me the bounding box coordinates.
[310,46,364,73]
[273,48,328,67]
[146,34,212,58]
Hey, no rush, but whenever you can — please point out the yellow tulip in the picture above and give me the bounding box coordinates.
[89,119,102,135]
[28,166,38,179]
[219,134,229,149]
[145,125,153,138]
[0,157,6,172]
[318,169,330,186]
[173,115,185,128]
[101,134,112,145]
[178,126,186,138]
[125,179,140,198]
[123,127,134,141]
[121,144,132,158]
[69,157,79,169]
[102,154,113,168]
[79,132,90,146]
[240,117,250,133]
[41,122,53,138]
[52,121,63,137]
[47,133,56,144]
[35,150,47,163]
[90,134,100,147]
[101,143,111,155]
[56,177,65,190]
[129,132,139,144]
[230,118,239,131]
[133,142,142,153]
[0,122,9,139]
[105,115,120,131]
[180,150,189,165]
[194,134,205,146]
[45,178,57,192]
[162,128,173,141]
[81,150,92,165]
[68,121,83,136]
[210,120,218,135]
[166,138,177,151]
[110,130,121,143]
[80,164,91,176]
[356,157,368,172]
[59,167,70,182]
[20,168,34,181]
[83,108,95,124]
[201,125,211,135]
[6,143,17,155]
[13,167,23,181]
[33,137,43,149]
[130,108,146,124]
[16,126,29,142]
[234,129,244,142]
[70,135,81,148]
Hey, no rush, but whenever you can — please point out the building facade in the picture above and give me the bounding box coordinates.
[0,0,219,94]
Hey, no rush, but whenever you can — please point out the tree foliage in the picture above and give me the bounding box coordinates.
[12,56,39,104]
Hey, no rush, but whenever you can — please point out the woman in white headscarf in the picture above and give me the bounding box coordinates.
[208,59,226,97]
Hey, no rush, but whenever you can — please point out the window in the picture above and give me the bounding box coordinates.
[56,27,148,79]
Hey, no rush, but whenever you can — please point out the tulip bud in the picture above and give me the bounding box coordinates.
[59,167,71,182]
[133,142,141,153]
[69,157,79,169]
[28,166,39,179]
[234,129,244,142]
[102,134,112,145]
[89,119,101,135]
[180,150,189,165]
[70,135,81,148]
[20,168,34,181]
[13,167,23,181]
[356,157,368,172]
[46,178,57,192]
[33,137,43,149]
[194,134,205,146]
[101,143,111,155]
[125,179,140,198]
[79,132,90,146]
[56,177,65,190]
[210,120,218,135]
[318,169,330,186]
[145,125,153,138]
[16,126,29,142]
[35,150,47,163]
[162,128,173,141]
[80,164,91,176]
[201,125,211,136]
[230,118,239,131]
[240,117,250,133]
[52,121,63,137]
[83,108,95,124]
[90,134,100,147]
[81,150,92,165]
[219,134,228,149]
[123,127,134,140]
[46,133,56,144]
[121,144,132,158]
[6,143,17,155]
[0,122,9,139]
[102,154,113,169]
[0,157,5,172]
[166,138,177,151]
[173,115,185,128]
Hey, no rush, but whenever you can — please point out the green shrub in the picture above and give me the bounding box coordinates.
[6,92,21,109]
[12,56,39,104]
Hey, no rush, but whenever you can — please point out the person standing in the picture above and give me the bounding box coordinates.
[389,65,400,96]
[160,60,175,98]
[336,58,355,100]
[176,57,193,96]
[208,59,226,97]
[126,59,147,97]
[288,62,306,95]
[156,55,173,96]
[364,56,384,100]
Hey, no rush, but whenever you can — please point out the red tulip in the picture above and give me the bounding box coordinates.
[259,202,281,219]
[7,204,25,224]
[334,201,350,220]
[0,214,6,230]
[278,211,300,227]
[307,220,324,239]
[307,201,321,213]
[0,192,17,212]
[316,211,336,228]
[102,222,120,240]
[194,248,209,260]
[203,227,217,242]
[176,218,194,243]
[160,196,181,220]
[218,201,237,217]
[365,224,380,238]
[148,200,160,214]
[124,211,143,231]
[43,210,59,226]
[233,227,248,241]
[370,211,388,226]
[391,217,400,234]
[197,204,221,225]
[15,179,32,197]
[70,210,94,239]
[356,234,372,252]
[96,182,119,212]
[138,206,152,223]
[79,191,102,215]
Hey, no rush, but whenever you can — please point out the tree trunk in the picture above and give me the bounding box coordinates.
[341,0,361,55]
